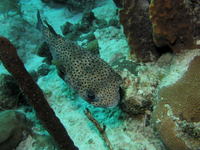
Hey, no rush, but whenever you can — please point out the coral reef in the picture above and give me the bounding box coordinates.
[81,10,96,29]
[111,56,138,75]
[0,110,33,150]
[116,0,160,62]
[61,10,108,42]
[37,64,50,76]
[149,0,200,53]
[66,0,95,12]
[0,36,78,150]
[41,0,95,12]
[152,56,200,150]
[17,134,55,150]
[117,63,166,115]
[32,134,55,149]
[60,22,73,36]
[0,71,39,110]
[0,74,21,110]
[0,0,23,18]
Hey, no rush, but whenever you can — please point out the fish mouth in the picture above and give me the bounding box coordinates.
[104,98,120,108]
[106,104,118,108]
[90,98,120,108]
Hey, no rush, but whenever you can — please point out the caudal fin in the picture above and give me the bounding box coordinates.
[36,10,43,32]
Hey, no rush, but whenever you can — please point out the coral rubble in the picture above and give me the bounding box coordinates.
[149,0,200,53]
[153,56,200,150]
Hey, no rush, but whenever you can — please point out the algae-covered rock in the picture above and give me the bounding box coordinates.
[96,19,108,29]
[111,56,138,75]
[108,18,121,29]
[0,74,21,110]
[32,134,55,149]
[60,21,73,36]
[37,64,50,76]
[66,0,95,12]
[0,110,32,150]
[0,0,23,18]
[81,10,96,28]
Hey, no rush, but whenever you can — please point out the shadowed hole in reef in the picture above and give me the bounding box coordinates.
[155,45,173,56]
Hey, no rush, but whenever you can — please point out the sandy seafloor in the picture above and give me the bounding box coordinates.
[0,0,200,150]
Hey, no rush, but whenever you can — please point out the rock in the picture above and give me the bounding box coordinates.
[37,64,50,76]
[0,110,32,150]
[0,74,21,110]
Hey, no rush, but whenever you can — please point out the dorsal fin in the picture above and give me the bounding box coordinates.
[36,10,43,32]
[43,20,57,36]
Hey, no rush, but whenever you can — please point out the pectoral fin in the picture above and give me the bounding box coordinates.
[52,60,65,80]
[86,40,100,57]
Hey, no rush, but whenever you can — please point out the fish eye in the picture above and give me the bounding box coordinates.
[87,93,95,100]
[86,90,96,101]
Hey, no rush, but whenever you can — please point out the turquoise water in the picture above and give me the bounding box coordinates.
[0,0,200,150]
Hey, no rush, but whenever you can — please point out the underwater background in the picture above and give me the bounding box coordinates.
[0,0,200,150]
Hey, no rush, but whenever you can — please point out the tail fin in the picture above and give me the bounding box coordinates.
[36,10,43,32]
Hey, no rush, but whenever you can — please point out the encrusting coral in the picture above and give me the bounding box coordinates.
[149,0,200,53]
[0,36,78,150]
[152,56,200,150]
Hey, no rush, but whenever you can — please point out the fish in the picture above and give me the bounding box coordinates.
[36,10,122,108]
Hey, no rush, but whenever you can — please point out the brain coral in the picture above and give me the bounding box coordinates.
[152,56,200,150]
[149,0,200,53]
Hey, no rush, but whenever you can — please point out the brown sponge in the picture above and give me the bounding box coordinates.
[117,0,159,62]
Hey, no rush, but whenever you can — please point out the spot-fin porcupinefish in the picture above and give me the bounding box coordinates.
[36,10,122,108]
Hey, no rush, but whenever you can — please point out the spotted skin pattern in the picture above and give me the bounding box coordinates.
[36,11,122,108]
